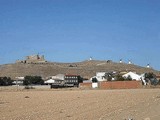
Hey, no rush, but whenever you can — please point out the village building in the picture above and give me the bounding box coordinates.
[44,79,64,84]
[122,72,141,81]
[64,74,83,87]
[44,74,65,84]
[12,77,25,85]
[90,72,107,82]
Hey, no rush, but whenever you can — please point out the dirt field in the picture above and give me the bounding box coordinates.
[1,88,160,120]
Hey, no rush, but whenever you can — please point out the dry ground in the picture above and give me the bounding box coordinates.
[0,88,160,120]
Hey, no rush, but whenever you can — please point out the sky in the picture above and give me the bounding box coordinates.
[0,0,160,70]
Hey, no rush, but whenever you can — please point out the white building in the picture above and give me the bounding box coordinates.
[44,79,64,84]
[122,72,141,81]
[90,72,107,82]
[12,76,25,85]
[45,74,65,84]
[51,74,65,80]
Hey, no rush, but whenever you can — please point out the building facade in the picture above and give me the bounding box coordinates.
[64,74,83,87]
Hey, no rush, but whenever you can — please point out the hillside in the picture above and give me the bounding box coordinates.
[0,60,159,79]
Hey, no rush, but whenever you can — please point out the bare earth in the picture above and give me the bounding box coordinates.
[1,89,160,120]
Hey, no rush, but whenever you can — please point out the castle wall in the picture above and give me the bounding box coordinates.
[16,55,47,64]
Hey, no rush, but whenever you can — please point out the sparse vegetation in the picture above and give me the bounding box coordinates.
[24,86,35,89]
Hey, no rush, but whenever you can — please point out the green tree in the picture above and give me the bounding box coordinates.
[145,73,159,85]
[92,77,98,83]
[0,77,13,86]
[145,73,155,79]
[0,77,5,86]
[23,76,44,85]
[32,76,44,85]
[23,76,32,85]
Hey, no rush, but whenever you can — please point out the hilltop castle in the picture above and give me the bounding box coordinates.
[16,54,47,64]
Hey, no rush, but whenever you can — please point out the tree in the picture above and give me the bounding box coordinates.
[107,75,112,81]
[23,76,31,86]
[105,73,112,81]
[0,77,13,86]
[77,76,83,83]
[92,77,98,83]
[145,73,155,79]
[145,73,158,86]
[32,76,44,84]
[23,76,44,85]
[126,75,132,81]
[0,77,5,86]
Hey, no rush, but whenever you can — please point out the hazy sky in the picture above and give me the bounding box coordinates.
[0,0,160,70]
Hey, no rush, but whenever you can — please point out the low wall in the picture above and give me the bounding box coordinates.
[79,83,92,89]
[80,81,142,89]
[100,81,142,89]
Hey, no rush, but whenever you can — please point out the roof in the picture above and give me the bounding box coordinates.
[122,72,141,81]
[44,79,64,84]
[15,77,25,80]
[65,74,80,77]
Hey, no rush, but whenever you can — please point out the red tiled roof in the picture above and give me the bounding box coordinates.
[65,74,79,77]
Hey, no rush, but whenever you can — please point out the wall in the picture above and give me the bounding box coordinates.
[16,55,46,64]
[80,81,142,89]
[99,81,142,89]
[79,83,92,89]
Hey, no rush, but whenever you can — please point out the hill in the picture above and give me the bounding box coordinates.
[0,60,159,79]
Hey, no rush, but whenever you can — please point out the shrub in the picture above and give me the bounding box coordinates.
[24,86,35,89]
[115,74,125,81]
[125,75,132,81]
